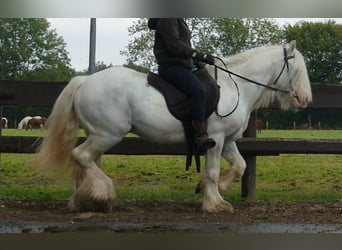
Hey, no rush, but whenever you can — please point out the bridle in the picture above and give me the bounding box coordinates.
[213,47,295,118]
[272,47,295,91]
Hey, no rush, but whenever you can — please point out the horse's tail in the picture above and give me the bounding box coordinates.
[32,76,86,174]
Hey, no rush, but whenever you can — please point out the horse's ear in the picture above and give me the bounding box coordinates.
[288,40,296,53]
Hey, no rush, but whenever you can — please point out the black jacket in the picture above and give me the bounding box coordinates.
[148,18,195,69]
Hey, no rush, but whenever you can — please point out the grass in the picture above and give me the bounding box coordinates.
[258,129,342,139]
[254,154,342,201]
[1,128,85,137]
[0,129,341,202]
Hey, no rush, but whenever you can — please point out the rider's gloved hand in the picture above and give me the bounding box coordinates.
[192,51,215,65]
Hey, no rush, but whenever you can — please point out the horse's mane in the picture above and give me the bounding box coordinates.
[219,45,281,67]
[206,45,281,81]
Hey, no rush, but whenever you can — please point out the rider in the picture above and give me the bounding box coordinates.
[148,18,216,153]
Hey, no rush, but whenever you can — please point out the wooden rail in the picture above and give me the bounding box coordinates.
[2,136,342,155]
[1,80,342,200]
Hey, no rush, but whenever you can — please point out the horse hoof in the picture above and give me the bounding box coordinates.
[69,198,114,212]
[202,200,234,213]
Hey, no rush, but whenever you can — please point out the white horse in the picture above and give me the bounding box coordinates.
[18,116,41,130]
[33,41,312,213]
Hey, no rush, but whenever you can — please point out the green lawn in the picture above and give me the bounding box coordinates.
[0,129,341,202]
[258,129,342,139]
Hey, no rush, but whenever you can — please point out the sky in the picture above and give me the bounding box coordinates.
[47,18,341,72]
[47,18,138,71]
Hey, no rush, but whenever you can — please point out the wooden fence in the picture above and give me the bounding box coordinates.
[1,80,342,200]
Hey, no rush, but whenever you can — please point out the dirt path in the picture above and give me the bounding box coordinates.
[0,200,341,233]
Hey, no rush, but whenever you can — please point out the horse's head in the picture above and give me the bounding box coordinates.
[274,40,312,110]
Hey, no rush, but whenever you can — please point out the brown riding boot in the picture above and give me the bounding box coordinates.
[192,120,216,154]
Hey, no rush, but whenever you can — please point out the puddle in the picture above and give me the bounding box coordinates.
[230,223,342,233]
[1,220,341,233]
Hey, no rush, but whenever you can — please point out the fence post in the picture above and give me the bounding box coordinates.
[241,110,257,200]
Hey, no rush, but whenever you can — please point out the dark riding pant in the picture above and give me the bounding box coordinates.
[158,64,207,122]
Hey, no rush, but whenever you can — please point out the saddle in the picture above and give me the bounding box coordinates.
[147,67,220,172]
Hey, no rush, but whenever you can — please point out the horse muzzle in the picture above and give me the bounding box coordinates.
[290,91,310,109]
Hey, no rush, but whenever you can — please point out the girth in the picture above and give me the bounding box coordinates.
[147,67,220,172]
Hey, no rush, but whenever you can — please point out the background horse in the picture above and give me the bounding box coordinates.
[26,117,46,130]
[18,116,31,130]
[256,119,263,134]
[18,116,37,130]
[33,41,312,213]
[1,117,8,129]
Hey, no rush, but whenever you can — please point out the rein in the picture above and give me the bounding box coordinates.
[214,57,240,118]
[213,47,295,118]
[214,64,290,94]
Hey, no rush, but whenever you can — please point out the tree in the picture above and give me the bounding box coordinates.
[124,61,149,73]
[76,61,114,75]
[0,18,74,81]
[120,18,284,68]
[120,18,155,69]
[285,21,342,83]
[210,18,284,56]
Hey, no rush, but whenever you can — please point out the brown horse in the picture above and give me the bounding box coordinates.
[256,119,263,134]
[26,117,47,130]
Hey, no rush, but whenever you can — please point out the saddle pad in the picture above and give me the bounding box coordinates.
[147,68,220,122]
